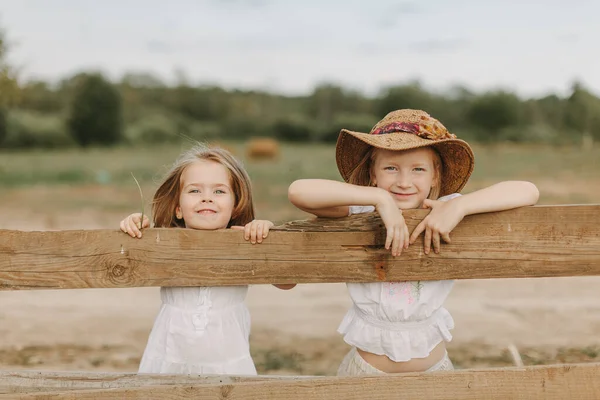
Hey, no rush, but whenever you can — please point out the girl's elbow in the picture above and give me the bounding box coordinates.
[524,182,540,205]
[287,180,304,205]
[273,284,296,290]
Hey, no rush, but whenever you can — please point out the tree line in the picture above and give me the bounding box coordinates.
[1,29,600,149]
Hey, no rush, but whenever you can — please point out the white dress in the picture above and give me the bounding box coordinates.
[338,193,461,362]
[138,286,256,375]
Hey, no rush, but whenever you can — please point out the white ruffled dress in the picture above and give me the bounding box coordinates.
[138,286,256,375]
[338,193,460,362]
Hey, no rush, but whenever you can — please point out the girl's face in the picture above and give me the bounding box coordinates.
[176,160,235,230]
[371,147,437,210]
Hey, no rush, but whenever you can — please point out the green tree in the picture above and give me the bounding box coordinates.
[533,94,564,128]
[377,82,461,128]
[0,109,5,144]
[67,73,123,147]
[564,82,600,140]
[306,84,370,124]
[0,25,20,144]
[20,81,63,113]
[378,82,434,116]
[271,115,314,142]
[466,91,523,140]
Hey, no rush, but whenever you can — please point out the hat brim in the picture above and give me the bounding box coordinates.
[336,129,475,197]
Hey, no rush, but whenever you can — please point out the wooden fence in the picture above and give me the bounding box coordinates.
[1,205,599,399]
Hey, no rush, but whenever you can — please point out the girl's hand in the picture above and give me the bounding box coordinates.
[119,213,150,238]
[409,199,465,254]
[375,196,409,257]
[232,219,274,244]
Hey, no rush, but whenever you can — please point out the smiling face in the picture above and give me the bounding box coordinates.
[371,147,439,209]
[175,160,235,230]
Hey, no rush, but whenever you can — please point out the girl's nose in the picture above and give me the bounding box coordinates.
[397,173,412,188]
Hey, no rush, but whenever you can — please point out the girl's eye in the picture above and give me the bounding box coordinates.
[384,166,397,171]
[414,167,426,172]
[189,189,199,193]
[215,189,226,194]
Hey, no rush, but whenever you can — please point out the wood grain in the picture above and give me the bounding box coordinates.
[0,371,315,394]
[2,363,599,399]
[1,205,599,290]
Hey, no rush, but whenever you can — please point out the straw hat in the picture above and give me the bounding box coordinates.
[336,109,474,197]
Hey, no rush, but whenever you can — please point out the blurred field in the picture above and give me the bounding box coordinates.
[1,142,600,375]
[1,141,599,228]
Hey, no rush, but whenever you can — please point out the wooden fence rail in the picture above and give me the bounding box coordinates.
[0,371,316,394]
[0,364,599,399]
[1,204,600,398]
[1,205,600,290]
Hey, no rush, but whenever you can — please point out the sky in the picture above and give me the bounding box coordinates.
[1,0,599,98]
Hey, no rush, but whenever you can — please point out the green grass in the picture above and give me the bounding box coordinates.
[0,142,341,187]
[470,144,600,182]
[1,142,599,223]
[2,142,598,187]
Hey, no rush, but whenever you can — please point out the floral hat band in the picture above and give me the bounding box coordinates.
[370,118,457,141]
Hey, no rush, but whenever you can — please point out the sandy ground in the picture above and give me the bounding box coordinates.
[2,278,599,350]
[1,204,600,374]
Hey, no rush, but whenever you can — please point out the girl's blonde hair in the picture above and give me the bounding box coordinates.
[152,143,255,228]
[347,147,443,200]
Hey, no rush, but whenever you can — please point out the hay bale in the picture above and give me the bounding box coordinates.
[246,137,280,161]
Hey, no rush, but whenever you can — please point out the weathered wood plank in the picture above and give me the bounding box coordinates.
[2,363,599,399]
[1,205,599,290]
[0,371,314,394]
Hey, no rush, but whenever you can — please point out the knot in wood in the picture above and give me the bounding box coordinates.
[375,262,388,281]
[106,263,134,286]
[219,384,234,398]
[111,265,127,277]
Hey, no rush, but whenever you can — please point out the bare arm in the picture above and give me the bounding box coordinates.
[288,179,390,218]
[288,179,410,256]
[410,181,540,254]
[273,284,296,290]
[453,181,539,217]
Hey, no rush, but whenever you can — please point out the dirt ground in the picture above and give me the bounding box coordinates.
[1,186,600,375]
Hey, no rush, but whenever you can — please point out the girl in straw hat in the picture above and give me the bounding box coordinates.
[288,109,539,375]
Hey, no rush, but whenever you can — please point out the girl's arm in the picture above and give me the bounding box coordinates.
[288,179,410,256]
[410,181,539,254]
[288,179,390,218]
[450,181,539,216]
